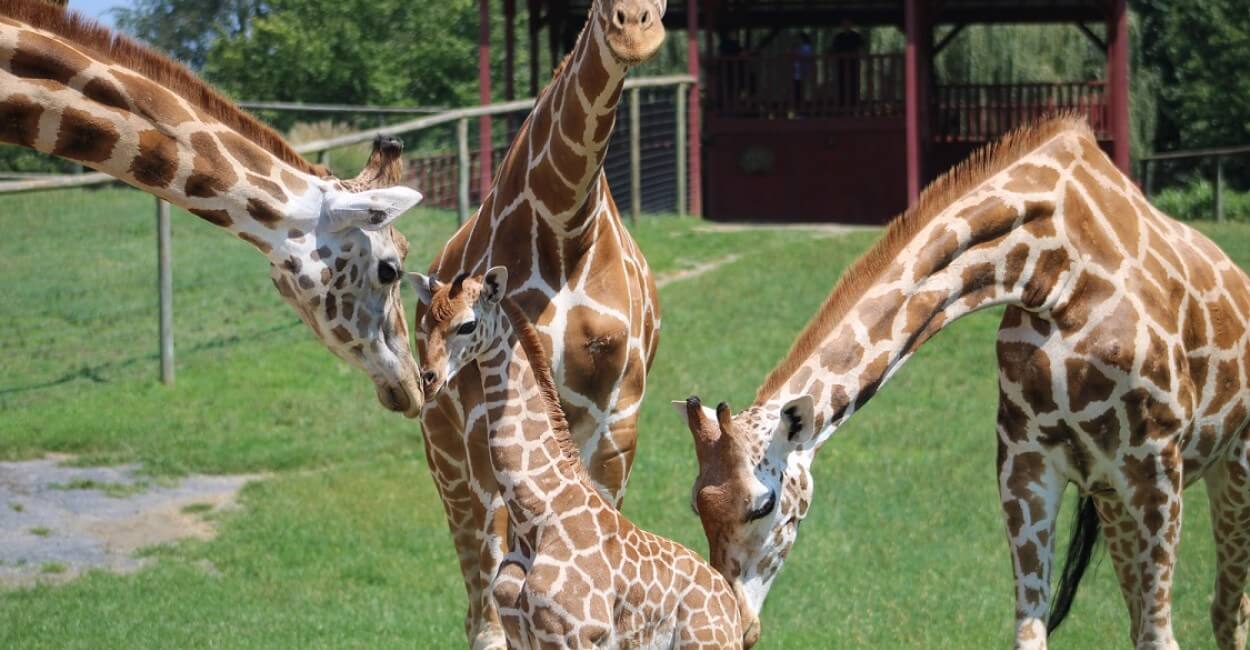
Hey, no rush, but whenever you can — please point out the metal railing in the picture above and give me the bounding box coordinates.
[1140,145,1250,223]
[0,75,695,388]
[932,81,1109,142]
[707,53,904,119]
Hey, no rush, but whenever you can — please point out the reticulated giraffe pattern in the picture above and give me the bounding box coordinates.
[415,1,665,645]
[677,117,1250,650]
[411,269,740,649]
[0,0,425,414]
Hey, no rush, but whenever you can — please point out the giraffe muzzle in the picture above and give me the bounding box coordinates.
[604,0,666,64]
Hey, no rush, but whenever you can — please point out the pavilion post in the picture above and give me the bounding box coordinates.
[1107,0,1131,175]
[904,0,925,204]
[676,84,688,216]
[687,0,703,217]
[478,0,494,191]
[529,0,541,97]
[505,0,516,101]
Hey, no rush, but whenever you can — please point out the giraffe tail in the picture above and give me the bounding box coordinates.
[1047,495,1101,634]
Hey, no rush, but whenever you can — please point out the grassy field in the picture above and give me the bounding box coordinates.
[1,187,1248,648]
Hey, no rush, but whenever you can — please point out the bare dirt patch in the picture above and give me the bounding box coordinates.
[0,455,258,588]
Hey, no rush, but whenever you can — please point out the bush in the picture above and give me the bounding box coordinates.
[1153,179,1250,222]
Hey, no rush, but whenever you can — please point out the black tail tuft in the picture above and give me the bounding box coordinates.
[1047,495,1101,634]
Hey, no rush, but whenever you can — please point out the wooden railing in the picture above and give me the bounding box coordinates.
[707,53,904,119]
[932,81,1109,142]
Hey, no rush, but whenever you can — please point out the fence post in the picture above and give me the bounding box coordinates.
[629,86,641,225]
[675,83,688,216]
[457,117,470,225]
[1215,155,1225,223]
[1143,158,1154,200]
[316,149,328,168]
[156,198,174,386]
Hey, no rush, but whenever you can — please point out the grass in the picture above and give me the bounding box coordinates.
[28,528,51,538]
[39,563,67,575]
[0,186,1248,648]
[180,503,215,515]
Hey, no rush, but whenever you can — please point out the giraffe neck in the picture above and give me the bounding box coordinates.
[480,302,607,535]
[759,129,1096,444]
[0,16,323,255]
[490,11,628,235]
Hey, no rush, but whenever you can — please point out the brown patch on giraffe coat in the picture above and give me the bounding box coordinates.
[819,332,862,374]
[237,231,270,253]
[1055,270,1115,332]
[1003,163,1061,194]
[188,208,231,228]
[1079,407,1123,455]
[331,325,352,344]
[561,307,626,410]
[218,131,274,177]
[1210,296,1246,350]
[1123,388,1182,445]
[50,106,118,163]
[246,198,283,228]
[1072,164,1139,254]
[279,169,307,195]
[863,291,903,344]
[1020,246,1070,309]
[1065,358,1118,413]
[183,133,237,197]
[1206,359,1241,418]
[1141,329,1172,390]
[528,156,577,214]
[960,262,997,308]
[1062,187,1123,270]
[81,77,128,112]
[12,30,90,84]
[998,340,1058,414]
[0,93,42,146]
[1003,244,1031,289]
[129,128,178,188]
[112,69,194,126]
[1073,298,1138,374]
[247,172,288,203]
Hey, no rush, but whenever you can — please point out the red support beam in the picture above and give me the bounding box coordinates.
[505,0,516,101]
[904,0,925,204]
[1107,0,1131,175]
[478,0,494,192]
[687,0,703,217]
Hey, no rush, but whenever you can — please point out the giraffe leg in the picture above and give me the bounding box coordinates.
[1094,496,1144,644]
[998,438,1065,650]
[1118,445,1184,650]
[1207,436,1250,650]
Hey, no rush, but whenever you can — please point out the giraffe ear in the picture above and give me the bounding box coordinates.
[406,272,437,305]
[482,266,508,305]
[779,395,816,446]
[324,186,423,232]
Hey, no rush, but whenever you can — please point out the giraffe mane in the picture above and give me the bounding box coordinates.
[755,113,1097,403]
[501,297,589,483]
[0,0,322,176]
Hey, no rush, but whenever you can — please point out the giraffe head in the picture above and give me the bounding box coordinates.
[406,267,510,397]
[267,135,426,416]
[672,395,818,648]
[596,0,667,64]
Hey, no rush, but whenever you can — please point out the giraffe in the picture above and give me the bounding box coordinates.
[0,0,426,414]
[415,1,665,645]
[410,267,741,650]
[674,116,1250,649]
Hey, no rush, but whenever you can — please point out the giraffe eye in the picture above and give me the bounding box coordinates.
[456,320,478,336]
[746,492,776,522]
[377,261,400,284]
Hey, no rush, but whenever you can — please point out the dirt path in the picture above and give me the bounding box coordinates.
[0,455,258,588]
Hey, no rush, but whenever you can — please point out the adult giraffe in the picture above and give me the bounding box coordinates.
[676,117,1250,649]
[415,0,665,645]
[0,0,425,414]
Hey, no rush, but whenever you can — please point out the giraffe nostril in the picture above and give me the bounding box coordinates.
[422,370,437,386]
[613,8,626,28]
[640,10,649,26]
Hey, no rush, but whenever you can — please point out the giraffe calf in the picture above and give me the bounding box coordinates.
[410,268,742,649]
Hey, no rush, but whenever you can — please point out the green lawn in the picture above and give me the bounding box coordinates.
[1,187,1248,648]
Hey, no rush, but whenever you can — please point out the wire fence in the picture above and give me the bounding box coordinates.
[0,76,695,400]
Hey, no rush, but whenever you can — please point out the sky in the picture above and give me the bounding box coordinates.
[67,0,133,26]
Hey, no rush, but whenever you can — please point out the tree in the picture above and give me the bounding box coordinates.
[113,0,265,70]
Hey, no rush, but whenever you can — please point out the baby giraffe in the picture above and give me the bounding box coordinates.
[409,268,741,650]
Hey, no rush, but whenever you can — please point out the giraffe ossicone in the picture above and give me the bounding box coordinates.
[0,1,426,415]
[413,268,742,650]
[678,116,1250,650]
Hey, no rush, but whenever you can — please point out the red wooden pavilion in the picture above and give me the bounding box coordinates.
[477,0,1131,223]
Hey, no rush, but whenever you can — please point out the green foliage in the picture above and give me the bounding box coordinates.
[1153,179,1250,222]
[113,0,264,70]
